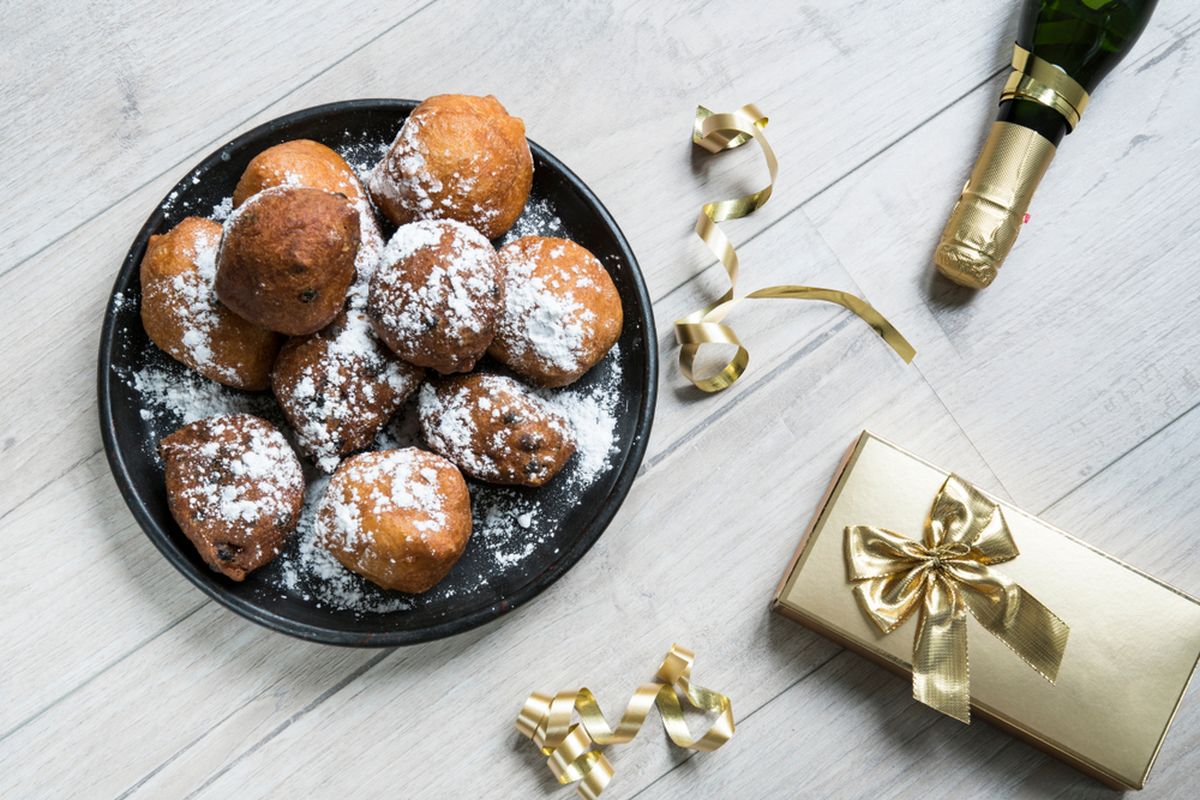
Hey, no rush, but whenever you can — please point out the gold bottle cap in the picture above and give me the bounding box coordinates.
[934,121,1056,288]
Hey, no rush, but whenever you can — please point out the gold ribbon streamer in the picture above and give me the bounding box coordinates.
[516,644,734,798]
[674,105,916,393]
[844,474,1069,723]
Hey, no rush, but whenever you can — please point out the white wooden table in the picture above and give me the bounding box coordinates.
[3,2,1198,797]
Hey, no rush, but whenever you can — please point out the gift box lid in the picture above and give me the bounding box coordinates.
[773,431,1200,790]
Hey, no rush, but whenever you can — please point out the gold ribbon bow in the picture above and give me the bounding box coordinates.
[845,474,1069,723]
[674,105,915,393]
[516,644,734,798]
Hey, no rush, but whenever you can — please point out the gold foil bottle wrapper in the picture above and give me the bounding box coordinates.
[934,121,1056,288]
[935,43,1089,289]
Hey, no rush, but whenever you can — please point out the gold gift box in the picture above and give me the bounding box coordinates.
[772,431,1200,790]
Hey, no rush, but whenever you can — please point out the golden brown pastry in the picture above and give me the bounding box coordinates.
[367,94,533,239]
[159,414,304,581]
[316,448,472,593]
[215,186,360,336]
[232,139,364,207]
[271,310,423,472]
[367,219,502,374]
[139,217,282,390]
[418,373,575,487]
[488,236,623,387]
[229,139,383,309]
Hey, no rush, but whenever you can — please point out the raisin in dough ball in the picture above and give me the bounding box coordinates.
[418,373,575,487]
[215,186,360,336]
[272,310,423,472]
[316,448,472,593]
[367,94,533,239]
[489,236,623,387]
[232,139,365,207]
[159,414,304,581]
[367,219,502,374]
[140,217,283,390]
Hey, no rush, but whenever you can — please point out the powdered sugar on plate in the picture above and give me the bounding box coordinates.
[540,348,621,486]
[275,474,413,613]
[500,197,566,244]
[129,360,277,436]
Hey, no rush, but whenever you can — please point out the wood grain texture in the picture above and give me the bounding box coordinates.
[1,1,1198,798]
[0,0,431,270]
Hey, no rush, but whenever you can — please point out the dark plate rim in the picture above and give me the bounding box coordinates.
[97,98,658,647]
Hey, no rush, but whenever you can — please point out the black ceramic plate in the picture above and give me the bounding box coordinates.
[98,99,656,646]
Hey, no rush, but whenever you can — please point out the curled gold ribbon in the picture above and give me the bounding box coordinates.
[674,105,915,393]
[516,644,734,798]
[845,474,1069,723]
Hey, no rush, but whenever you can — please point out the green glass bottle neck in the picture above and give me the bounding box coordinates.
[997,0,1157,144]
[996,99,1069,146]
[1017,0,1157,92]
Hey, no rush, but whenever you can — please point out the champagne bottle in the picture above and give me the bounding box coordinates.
[934,0,1158,288]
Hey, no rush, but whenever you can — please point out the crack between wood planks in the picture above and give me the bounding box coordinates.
[117,649,397,800]
[1037,396,1200,516]
[0,602,208,745]
[0,446,103,523]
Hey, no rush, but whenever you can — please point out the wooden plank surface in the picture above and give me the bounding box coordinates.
[1,1,1198,798]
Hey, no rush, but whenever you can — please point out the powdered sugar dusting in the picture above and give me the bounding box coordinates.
[416,374,574,484]
[366,110,501,227]
[317,449,448,550]
[130,362,276,432]
[541,353,621,486]
[368,113,439,213]
[496,242,595,374]
[276,475,413,613]
[157,223,236,381]
[500,198,566,244]
[371,219,498,343]
[166,414,303,527]
[348,204,384,308]
[277,310,421,473]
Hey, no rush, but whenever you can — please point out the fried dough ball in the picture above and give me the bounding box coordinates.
[488,236,623,387]
[271,310,423,473]
[159,414,304,581]
[418,373,575,487]
[367,219,502,374]
[215,186,360,336]
[232,139,364,207]
[139,217,282,390]
[367,94,533,239]
[316,448,472,593]
[229,139,383,309]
